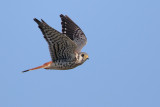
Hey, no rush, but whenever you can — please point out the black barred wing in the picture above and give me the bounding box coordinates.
[60,14,87,52]
[34,18,77,62]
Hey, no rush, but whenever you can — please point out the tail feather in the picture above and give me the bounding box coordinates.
[22,61,52,73]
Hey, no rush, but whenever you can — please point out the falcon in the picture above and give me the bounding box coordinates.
[22,14,89,72]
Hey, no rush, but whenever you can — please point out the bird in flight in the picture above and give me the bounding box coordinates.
[22,14,89,72]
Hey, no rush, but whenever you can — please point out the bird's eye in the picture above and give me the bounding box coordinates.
[81,54,84,57]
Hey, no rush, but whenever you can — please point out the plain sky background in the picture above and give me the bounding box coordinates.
[0,0,160,107]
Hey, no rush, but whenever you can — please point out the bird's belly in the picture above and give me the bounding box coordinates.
[46,61,78,70]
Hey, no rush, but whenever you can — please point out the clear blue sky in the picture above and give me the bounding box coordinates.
[0,0,160,107]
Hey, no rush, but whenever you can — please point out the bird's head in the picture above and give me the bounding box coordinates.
[77,52,89,64]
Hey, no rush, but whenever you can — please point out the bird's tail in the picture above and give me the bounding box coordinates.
[22,61,52,73]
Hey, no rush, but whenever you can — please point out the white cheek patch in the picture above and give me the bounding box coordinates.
[77,55,83,63]
[79,56,83,61]
[75,53,79,59]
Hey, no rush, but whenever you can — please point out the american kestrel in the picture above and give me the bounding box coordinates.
[22,14,89,72]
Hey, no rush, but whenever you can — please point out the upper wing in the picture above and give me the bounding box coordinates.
[34,18,77,62]
[60,14,87,52]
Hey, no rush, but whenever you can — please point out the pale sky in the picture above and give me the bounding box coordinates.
[1,0,160,107]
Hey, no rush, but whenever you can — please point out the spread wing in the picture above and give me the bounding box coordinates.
[60,14,87,52]
[34,18,77,62]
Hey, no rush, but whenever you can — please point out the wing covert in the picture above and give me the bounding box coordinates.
[34,18,77,62]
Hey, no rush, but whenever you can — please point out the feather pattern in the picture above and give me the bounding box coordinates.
[34,18,77,62]
[60,14,87,52]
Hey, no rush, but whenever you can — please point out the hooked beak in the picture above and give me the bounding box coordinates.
[84,55,89,60]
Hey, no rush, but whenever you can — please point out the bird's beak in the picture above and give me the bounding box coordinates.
[85,55,89,60]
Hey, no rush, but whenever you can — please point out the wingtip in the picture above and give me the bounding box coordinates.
[60,14,65,18]
[41,19,45,23]
[33,18,40,23]
[33,18,44,28]
[33,18,37,21]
